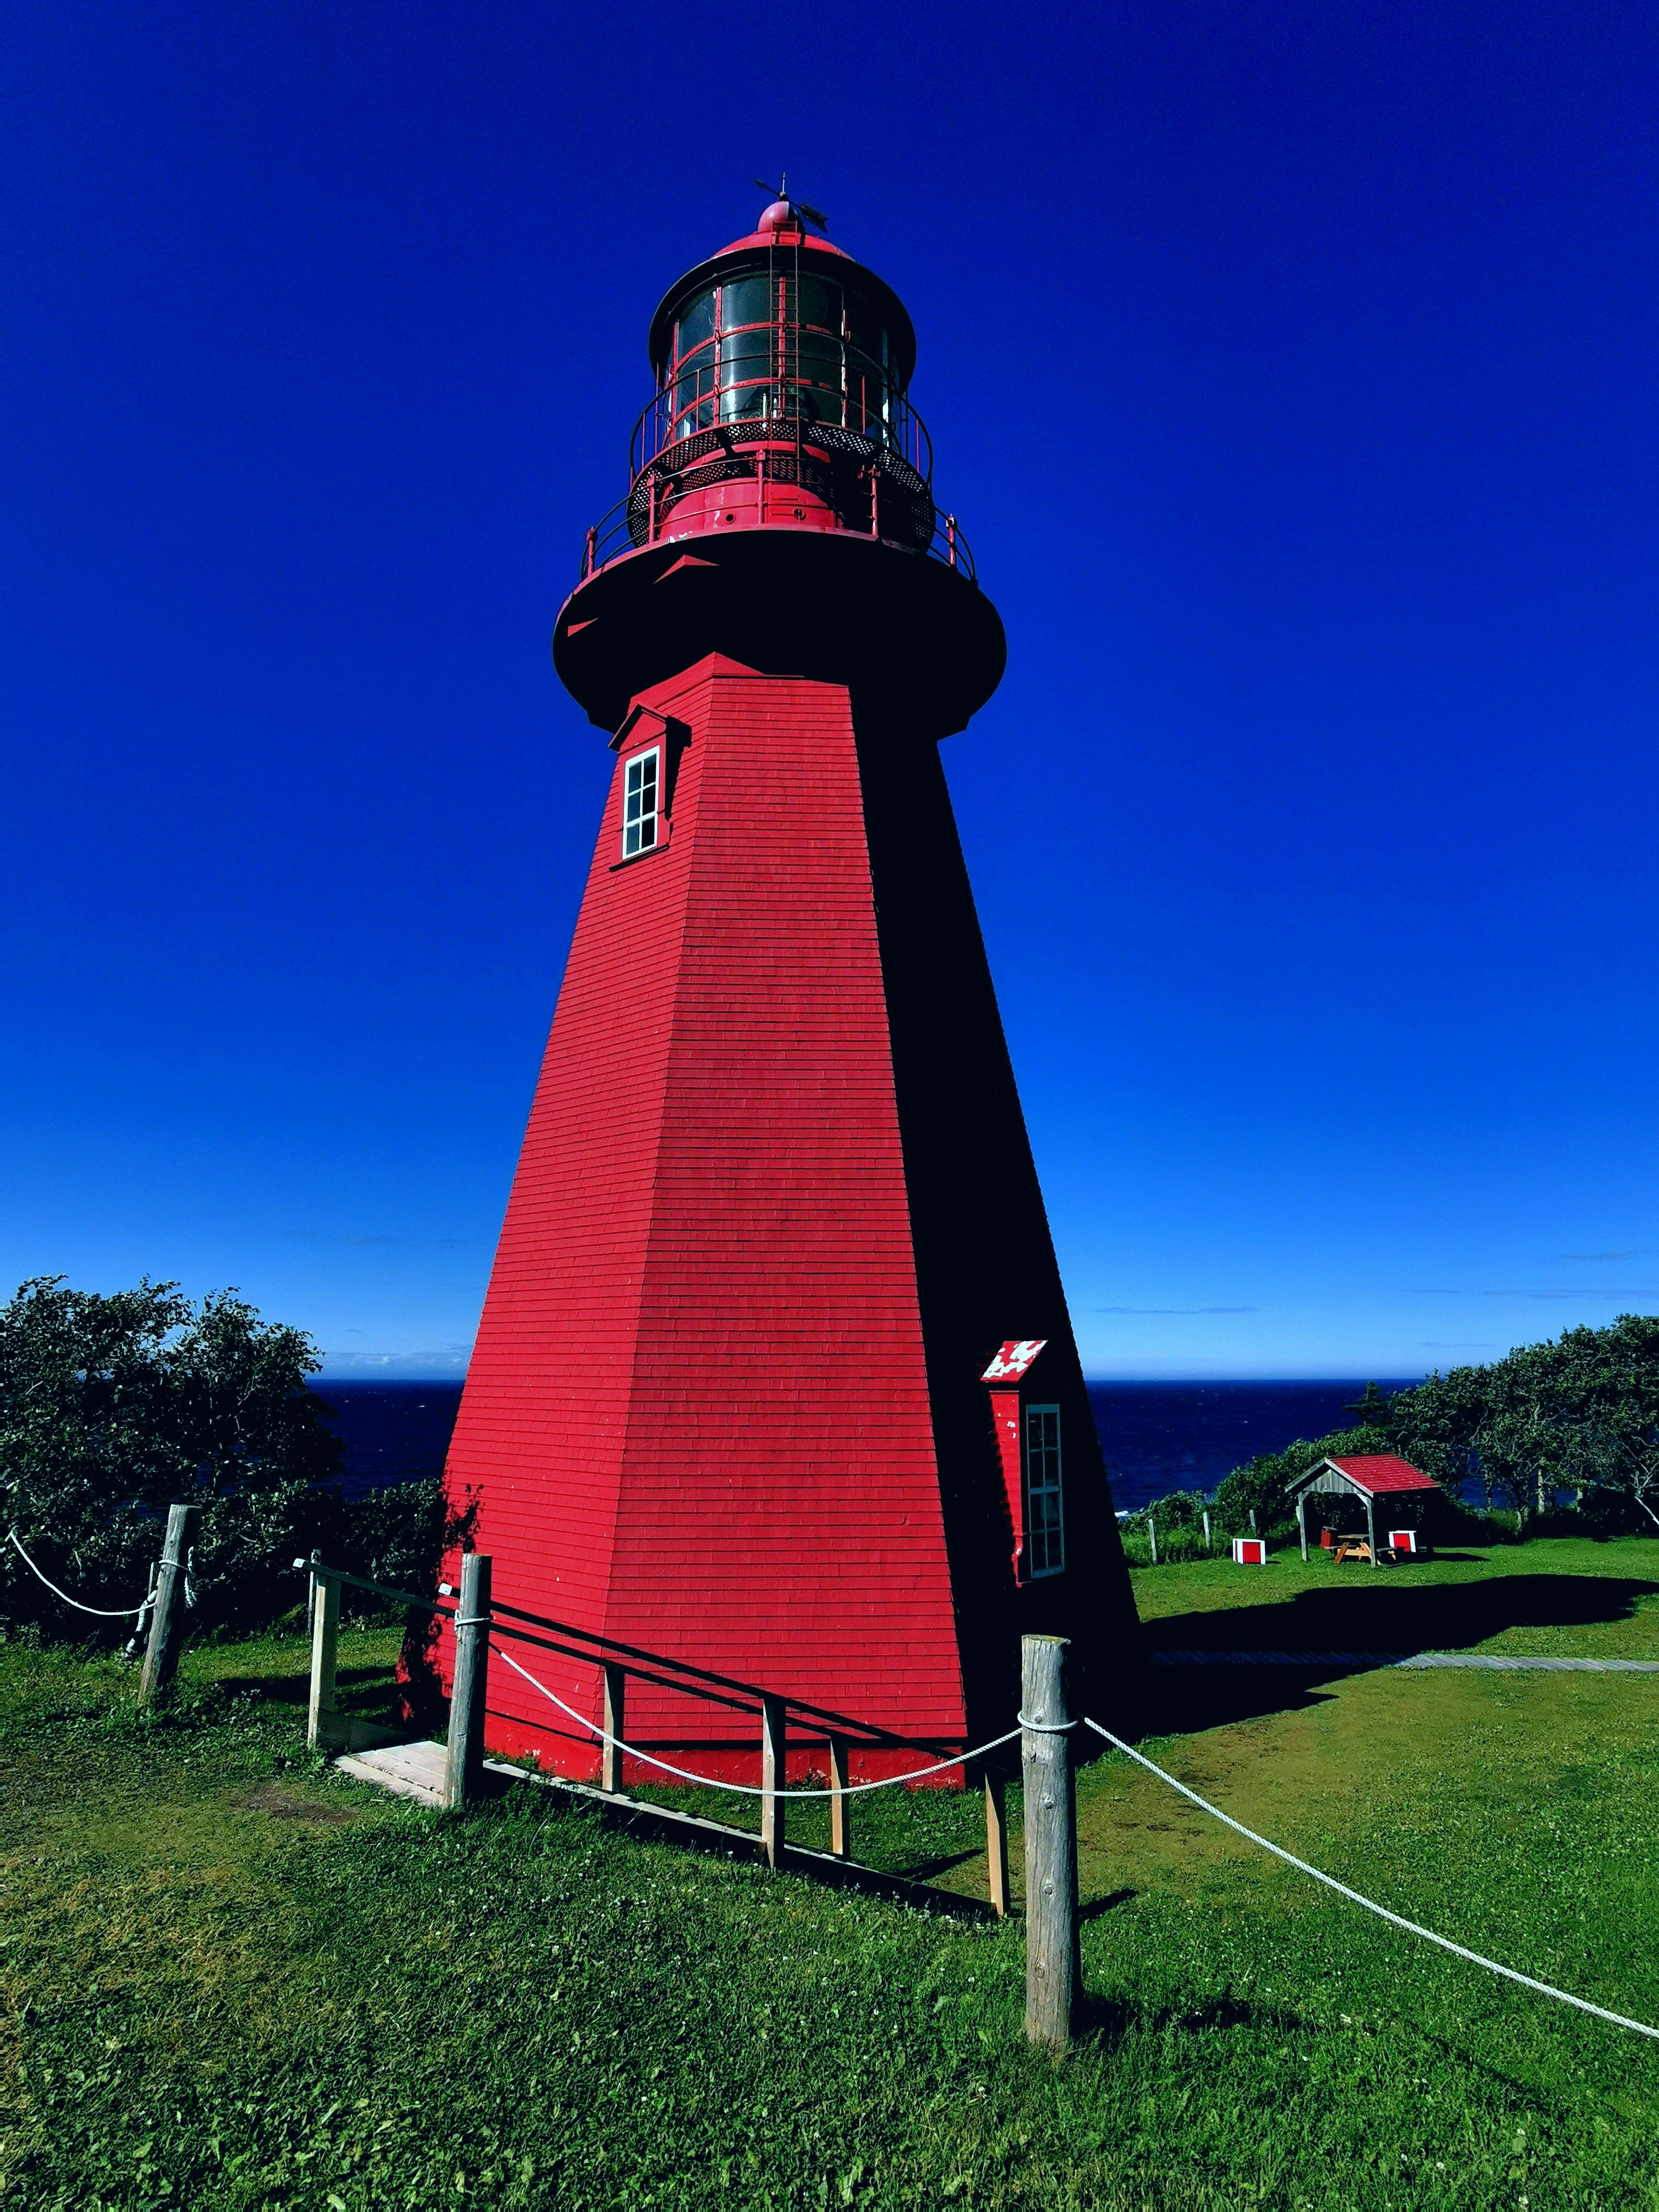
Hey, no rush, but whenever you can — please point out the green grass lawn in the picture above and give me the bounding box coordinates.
[7,1540,1659,2208]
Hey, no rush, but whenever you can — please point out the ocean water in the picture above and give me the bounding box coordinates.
[313,1378,1414,1514]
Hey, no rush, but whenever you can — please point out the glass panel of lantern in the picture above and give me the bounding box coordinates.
[674,287,716,363]
[718,327,772,420]
[672,361,716,437]
[720,275,772,333]
[795,333,844,425]
[793,272,841,333]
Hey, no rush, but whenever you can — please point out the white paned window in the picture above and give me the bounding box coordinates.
[622,746,660,858]
[1024,1405,1064,1577]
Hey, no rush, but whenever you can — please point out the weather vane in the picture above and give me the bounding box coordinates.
[753,173,828,231]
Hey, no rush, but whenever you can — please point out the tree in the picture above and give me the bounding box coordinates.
[1212,1422,1395,1536]
[0,1277,345,1633]
[1342,1380,1396,1431]
[1387,1317,1659,1528]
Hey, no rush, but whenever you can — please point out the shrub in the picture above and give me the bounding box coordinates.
[1119,1490,1215,1565]
[0,1277,464,1638]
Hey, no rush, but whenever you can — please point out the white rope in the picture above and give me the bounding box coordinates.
[6,1528,156,1619]
[1083,1717,1659,2042]
[492,1642,1020,1798]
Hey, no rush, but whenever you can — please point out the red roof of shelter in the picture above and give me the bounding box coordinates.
[1321,1455,1439,1495]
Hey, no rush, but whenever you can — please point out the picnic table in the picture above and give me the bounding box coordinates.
[1333,1538,1374,1564]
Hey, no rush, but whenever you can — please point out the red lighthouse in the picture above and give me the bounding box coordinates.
[440,198,1137,1781]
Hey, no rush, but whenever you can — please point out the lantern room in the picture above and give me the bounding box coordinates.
[588,199,950,570]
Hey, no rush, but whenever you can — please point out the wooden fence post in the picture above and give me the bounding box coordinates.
[137,1502,199,1708]
[444,1551,492,1810]
[306,1554,339,1751]
[984,1769,1010,1918]
[828,1733,850,1859]
[760,1693,786,1869]
[1021,1634,1079,2052]
[602,1662,626,1794]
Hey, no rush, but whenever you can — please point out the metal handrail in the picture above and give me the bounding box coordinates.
[575,488,976,586]
[302,1553,968,1751]
[633,377,933,486]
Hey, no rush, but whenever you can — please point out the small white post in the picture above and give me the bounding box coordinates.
[307,1557,340,1751]
[1298,1493,1309,1563]
[1148,1516,1158,1565]
[1202,1509,1212,1552]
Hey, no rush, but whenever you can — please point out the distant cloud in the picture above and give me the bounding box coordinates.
[1558,1250,1641,1262]
[1407,1282,1658,1302]
[318,1347,469,1375]
[1096,1305,1257,1316]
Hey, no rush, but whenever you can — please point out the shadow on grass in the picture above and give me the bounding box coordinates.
[1075,1986,1309,2050]
[1138,1572,1659,1738]
[1080,1886,1137,1923]
[232,1662,397,1711]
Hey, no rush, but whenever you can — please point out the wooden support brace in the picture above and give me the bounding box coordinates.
[602,1663,625,1795]
[137,1502,199,1709]
[760,1693,786,1869]
[828,1733,850,1860]
[444,1552,492,1810]
[985,1770,1010,1919]
[1022,1635,1080,2052]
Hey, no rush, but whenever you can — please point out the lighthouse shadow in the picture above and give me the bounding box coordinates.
[1136,1568,1659,1736]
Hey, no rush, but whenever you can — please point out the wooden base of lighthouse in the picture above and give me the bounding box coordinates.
[437,203,1137,1780]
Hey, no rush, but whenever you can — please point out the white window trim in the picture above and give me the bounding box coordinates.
[621,744,661,860]
[1023,1402,1065,1579]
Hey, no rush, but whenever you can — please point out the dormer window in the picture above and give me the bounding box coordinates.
[622,748,660,858]
[1024,1405,1064,1576]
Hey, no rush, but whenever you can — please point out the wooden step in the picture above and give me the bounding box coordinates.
[334,1739,448,1806]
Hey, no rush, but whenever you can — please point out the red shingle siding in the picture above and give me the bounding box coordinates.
[441,657,966,1779]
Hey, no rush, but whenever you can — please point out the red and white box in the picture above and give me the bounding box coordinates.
[1388,1528,1426,1555]
[1232,1537,1267,1566]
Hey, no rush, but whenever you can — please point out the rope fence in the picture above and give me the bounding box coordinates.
[8,1507,199,1705]
[492,1638,1021,1797]
[7,1527,156,1619]
[297,1557,1659,2051]
[1082,1716,1659,2044]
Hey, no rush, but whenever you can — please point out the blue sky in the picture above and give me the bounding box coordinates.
[4,2,1658,1380]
